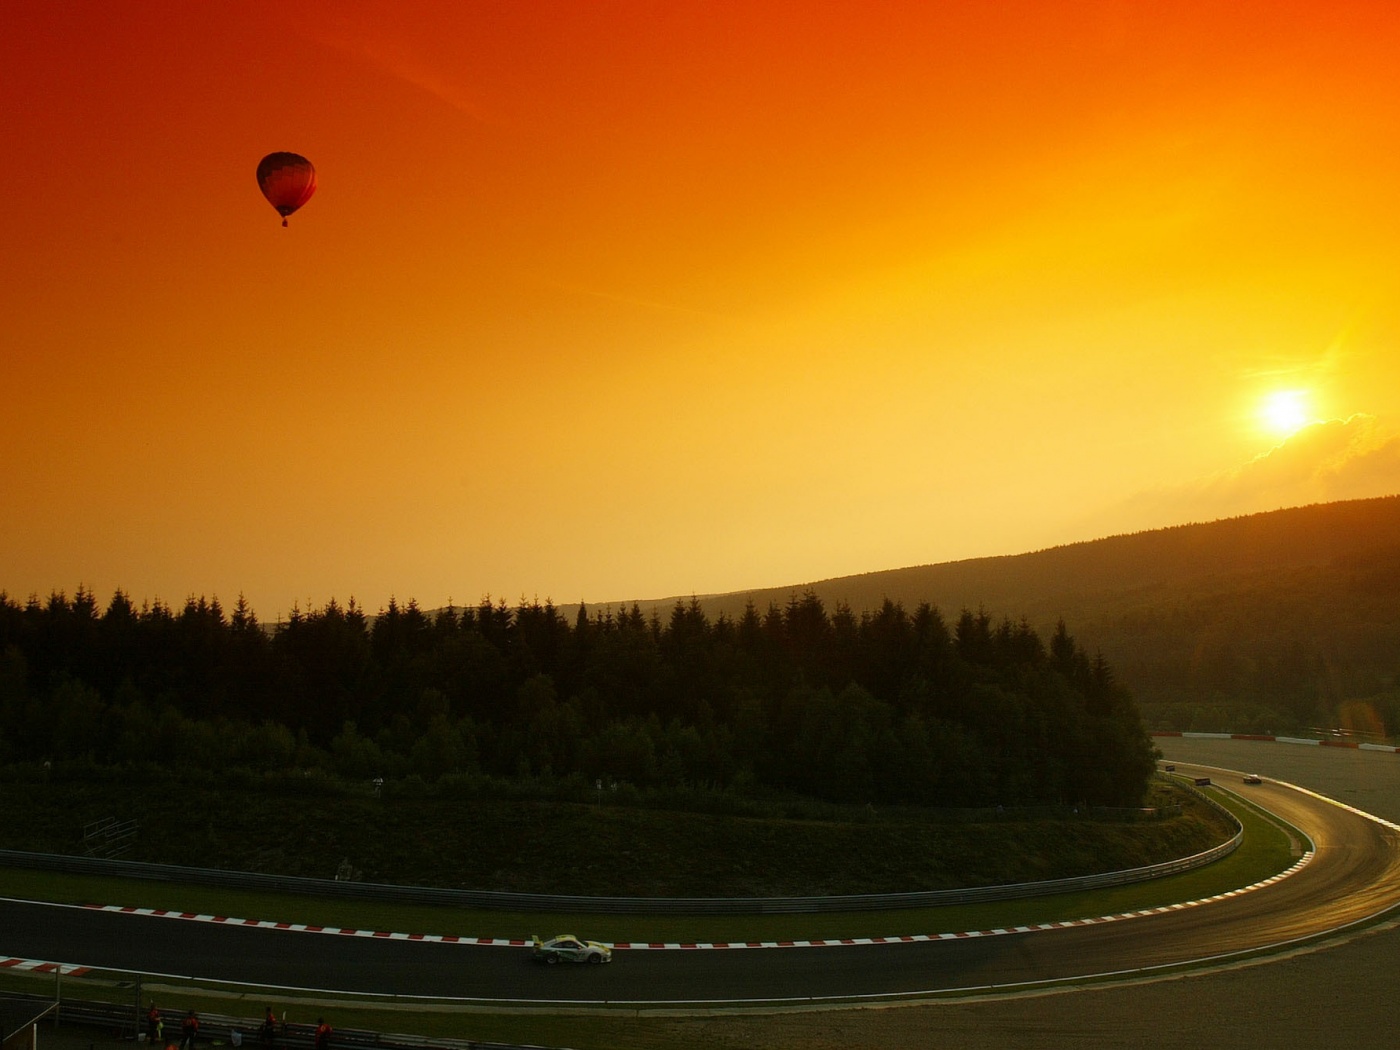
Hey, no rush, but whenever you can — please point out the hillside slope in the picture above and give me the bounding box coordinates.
[609,495,1399,622]
[585,496,1400,733]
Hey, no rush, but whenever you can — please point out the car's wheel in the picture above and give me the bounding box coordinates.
[545,953,558,964]
[588,953,603,964]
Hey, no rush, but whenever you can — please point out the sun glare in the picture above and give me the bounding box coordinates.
[1260,389,1311,438]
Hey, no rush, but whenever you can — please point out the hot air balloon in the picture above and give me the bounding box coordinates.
[256,152,317,227]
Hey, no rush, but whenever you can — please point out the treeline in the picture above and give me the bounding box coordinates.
[0,588,1156,807]
[1075,556,1400,737]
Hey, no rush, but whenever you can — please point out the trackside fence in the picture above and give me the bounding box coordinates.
[0,993,544,1050]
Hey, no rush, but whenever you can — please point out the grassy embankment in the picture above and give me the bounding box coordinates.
[0,778,1298,1050]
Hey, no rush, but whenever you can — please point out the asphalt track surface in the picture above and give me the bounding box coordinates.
[4,751,1400,1007]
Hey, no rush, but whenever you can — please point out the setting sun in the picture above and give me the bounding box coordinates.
[1261,390,1312,439]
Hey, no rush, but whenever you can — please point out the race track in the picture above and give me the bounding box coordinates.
[4,757,1399,1006]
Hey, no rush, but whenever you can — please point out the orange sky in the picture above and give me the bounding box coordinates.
[5,0,1400,619]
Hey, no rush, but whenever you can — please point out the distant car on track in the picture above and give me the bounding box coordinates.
[531,934,613,964]
[1242,773,1263,785]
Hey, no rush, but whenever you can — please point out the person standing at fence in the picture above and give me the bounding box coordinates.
[259,1007,277,1050]
[146,1003,163,1045]
[179,1009,199,1050]
[314,1018,331,1050]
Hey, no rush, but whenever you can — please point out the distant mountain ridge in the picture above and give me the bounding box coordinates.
[565,495,1400,729]
[576,495,1400,628]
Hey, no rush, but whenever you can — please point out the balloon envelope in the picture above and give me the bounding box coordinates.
[256,152,317,225]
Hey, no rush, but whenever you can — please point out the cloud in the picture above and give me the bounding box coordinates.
[1099,416,1400,533]
[1226,416,1400,505]
[316,29,499,125]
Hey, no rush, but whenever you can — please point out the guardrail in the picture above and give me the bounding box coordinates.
[0,786,1241,915]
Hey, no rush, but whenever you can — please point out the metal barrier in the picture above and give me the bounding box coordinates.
[81,819,138,861]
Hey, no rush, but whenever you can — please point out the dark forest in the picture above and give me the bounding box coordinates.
[0,589,1156,808]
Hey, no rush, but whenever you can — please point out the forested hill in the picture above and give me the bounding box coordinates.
[590,496,1400,628]
[588,496,1400,736]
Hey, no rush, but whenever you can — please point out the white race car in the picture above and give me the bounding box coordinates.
[530,934,613,964]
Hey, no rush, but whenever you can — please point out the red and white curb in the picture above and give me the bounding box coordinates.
[1154,731,1400,753]
[75,851,1313,952]
[1,957,90,975]
[76,909,530,946]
